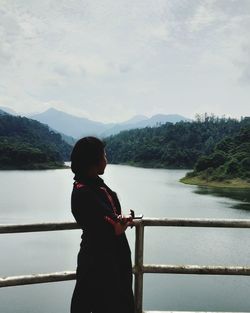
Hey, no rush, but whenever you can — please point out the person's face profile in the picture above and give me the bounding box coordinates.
[96,150,107,175]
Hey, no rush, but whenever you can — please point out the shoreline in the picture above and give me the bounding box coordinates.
[110,161,191,170]
[0,163,69,170]
[180,176,250,189]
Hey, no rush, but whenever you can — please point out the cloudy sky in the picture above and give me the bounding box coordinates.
[0,0,250,122]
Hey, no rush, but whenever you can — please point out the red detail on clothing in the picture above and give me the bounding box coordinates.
[100,187,118,215]
[75,182,86,189]
[104,216,116,226]
[101,187,120,228]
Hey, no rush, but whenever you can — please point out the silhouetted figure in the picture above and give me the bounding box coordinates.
[70,137,135,313]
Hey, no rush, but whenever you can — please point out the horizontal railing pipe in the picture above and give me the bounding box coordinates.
[142,218,250,228]
[0,271,76,288]
[143,264,250,275]
[2,263,250,288]
[0,222,79,234]
[2,218,250,234]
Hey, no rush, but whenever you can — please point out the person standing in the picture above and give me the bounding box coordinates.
[70,136,135,313]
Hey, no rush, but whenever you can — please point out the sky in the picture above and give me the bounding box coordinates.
[0,0,250,123]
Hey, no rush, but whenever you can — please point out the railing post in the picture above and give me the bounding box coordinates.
[134,221,144,313]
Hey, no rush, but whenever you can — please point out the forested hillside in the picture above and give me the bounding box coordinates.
[105,116,250,169]
[181,125,250,187]
[0,115,72,169]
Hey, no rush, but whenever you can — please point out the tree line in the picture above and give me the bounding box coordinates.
[187,124,250,181]
[105,115,250,173]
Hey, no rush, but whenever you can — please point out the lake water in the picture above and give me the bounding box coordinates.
[0,165,250,312]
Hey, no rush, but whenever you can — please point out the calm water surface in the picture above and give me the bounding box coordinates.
[0,165,250,312]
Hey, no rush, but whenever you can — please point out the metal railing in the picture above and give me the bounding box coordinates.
[1,218,250,313]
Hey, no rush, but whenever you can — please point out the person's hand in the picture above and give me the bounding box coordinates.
[114,215,133,236]
[119,214,133,225]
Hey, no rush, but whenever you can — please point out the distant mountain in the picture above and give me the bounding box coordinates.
[0,114,72,169]
[141,114,191,126]
[27,107,191,139]
[101,114,191,137]
[31,108,114,138]
[2,106,190,146]
[121,115,148,125]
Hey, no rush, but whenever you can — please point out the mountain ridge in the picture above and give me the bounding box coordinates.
[1,106,191,138]
[31,108,191,138]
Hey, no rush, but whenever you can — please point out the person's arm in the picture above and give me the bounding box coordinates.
[106,214,133,235]
[71,188,131,235]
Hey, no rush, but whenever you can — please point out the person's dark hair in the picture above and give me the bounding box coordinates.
[71,136,105,175]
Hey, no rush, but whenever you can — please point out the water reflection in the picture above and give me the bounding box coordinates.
[194,187,250,210]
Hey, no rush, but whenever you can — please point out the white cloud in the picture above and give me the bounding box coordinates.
[0,0,249,121]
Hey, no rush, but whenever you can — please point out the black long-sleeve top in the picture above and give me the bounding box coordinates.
[71,175,131,256]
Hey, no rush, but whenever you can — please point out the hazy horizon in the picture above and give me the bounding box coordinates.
[1,105,248,125]
[1,1,249,122]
